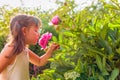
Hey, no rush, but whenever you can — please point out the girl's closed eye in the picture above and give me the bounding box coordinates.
[34,28,38,33]
[35,30,40,36]
[35,30,38,33]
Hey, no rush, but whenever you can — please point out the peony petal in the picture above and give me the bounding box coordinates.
[38,32,52,49]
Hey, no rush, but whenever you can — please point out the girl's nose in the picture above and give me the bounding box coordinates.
[37,33,40,37]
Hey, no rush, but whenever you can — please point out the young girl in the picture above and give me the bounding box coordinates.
[0,14,59,80]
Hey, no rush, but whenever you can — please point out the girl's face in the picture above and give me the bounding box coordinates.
[24,26,40,45]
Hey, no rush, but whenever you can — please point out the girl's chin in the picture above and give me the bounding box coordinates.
[33,42,37,45]
[29,42,37,45]
[34,41,38,45]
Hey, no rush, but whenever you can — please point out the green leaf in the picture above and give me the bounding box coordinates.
[109,68,119,80]
[63,31,76,37]
[80,33,87,42]
[116,48,120,54]
[75,58,82,73]
[58,34,63,43]
[98,75,104,80]
[96,55,108,75]
[108,23,120,28]
[96,55,103,72]
[52,36,58,42]
[100,24,108,40]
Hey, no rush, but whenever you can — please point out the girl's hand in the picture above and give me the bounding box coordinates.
[49,42,60,51]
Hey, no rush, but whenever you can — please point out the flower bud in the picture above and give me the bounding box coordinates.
[51,15,61,25]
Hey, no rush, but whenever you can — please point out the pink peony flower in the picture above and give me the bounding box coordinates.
[49,15,61,25]
[38,32,52,49]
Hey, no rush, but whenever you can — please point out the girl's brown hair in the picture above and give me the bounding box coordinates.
[7,14,41,57]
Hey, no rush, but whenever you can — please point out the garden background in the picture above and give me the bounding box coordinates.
[0,0,120,80]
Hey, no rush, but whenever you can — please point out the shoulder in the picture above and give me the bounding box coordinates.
[0,44,14,56]
[0,44,15,64]
[0,44,15,72]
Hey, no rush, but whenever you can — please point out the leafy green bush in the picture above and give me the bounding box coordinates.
[37,0,120,80]
[0,36,6,52]
[1,0,120,80]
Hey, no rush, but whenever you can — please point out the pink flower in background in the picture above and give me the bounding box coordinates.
[38,32,52,49]
[48,15,61,25]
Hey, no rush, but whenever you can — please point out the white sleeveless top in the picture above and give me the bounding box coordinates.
[0,48,30,80]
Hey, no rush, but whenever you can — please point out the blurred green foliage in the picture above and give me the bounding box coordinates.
[1,0,120,80]
[0,36,6,51]
[37,0,120,80]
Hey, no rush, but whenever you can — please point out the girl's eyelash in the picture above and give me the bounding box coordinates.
[35,30,38,32]
[35,30,39,33]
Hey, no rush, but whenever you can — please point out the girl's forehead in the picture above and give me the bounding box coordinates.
[32,22,42,28]
[29,25,40,30]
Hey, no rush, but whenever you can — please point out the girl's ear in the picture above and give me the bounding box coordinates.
[22,27,27,36]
